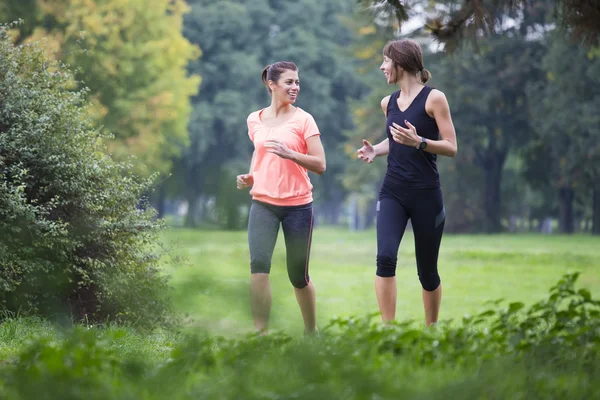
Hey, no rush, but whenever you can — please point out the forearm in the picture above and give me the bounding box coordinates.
[248,150,256,174]
[291,152,326,175]
[422,137,457,157]
[373,138,389,157]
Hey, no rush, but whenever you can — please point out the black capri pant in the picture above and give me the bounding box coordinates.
[376,181,446,291]
[248,200,314,289]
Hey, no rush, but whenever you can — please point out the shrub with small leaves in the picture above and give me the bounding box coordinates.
[0,274,598,399]
[0,23,171,328]
[323,272,600,366]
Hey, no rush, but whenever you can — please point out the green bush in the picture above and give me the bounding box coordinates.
[0,23,171,328]
[0,274,598,399]
[323,272,600,365]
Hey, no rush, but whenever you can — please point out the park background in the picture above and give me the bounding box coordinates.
[0,0,599,398]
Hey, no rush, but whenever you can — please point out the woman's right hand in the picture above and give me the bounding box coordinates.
[357,139,376,164]
[236,174,254,189]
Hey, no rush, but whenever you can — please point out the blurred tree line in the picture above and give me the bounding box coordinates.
[350,0,600,234]
[1,0,598,234]
[0,0,200,178]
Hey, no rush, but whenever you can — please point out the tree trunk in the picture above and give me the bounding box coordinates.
[348,194,359,231]
[508,216,517,232]
[321,186,344,225]
[184,192,202,228]
[184,198,198,227]
[320,201,341,226]
[328,201,342,225]
[184,167,204,227]
[365,198,378,229]
[558,187,574,233]
[483,154,504,233]
[155,183,167,219]
[593,187,600,235]
[541,217,553,234]
[225,205,240,230]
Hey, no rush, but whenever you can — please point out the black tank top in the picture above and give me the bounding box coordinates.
[385,86,440,188]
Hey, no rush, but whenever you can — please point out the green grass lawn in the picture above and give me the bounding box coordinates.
[1,227,598,400]
[164,227,600,336]
[2,227,598,354]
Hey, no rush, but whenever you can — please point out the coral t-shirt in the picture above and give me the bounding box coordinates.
[247,107,321,206]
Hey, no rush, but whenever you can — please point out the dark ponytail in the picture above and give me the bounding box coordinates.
[261,64,271,91]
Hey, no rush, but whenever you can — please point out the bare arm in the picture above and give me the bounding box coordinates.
[291,135,326,175]
[372,138,389,157]
[237,150,256,189]
[264,135,326,175]
[390,90,457,157]
[248,150,256,174]
[357,95,391,163]
[423,90,457,157]
[374,95,392,157]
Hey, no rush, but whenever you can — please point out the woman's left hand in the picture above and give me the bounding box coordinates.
[264,140,295,160]
[390,120,421,148]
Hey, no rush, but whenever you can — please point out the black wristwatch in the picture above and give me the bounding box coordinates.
[418,136,427,150]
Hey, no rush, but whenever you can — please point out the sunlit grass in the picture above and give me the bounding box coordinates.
[1,228,598,399]
[163,227,600,336]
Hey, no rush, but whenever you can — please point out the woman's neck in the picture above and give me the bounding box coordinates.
[268,98,294,116]
[398,74,423,95]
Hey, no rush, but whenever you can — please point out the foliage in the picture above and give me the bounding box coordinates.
[524,33,600,232]
[325,272,599,365]
[361,0,600,50]
[0,273,598,399]
[433,33,545,231]
[0,25,171,328]
[3,0,201,177]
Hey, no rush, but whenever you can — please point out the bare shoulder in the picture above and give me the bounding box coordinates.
[426,89,449,116]
[380,95,391,116]
[429,89,448,104]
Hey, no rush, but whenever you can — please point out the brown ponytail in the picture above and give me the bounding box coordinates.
[383,39,432,84]
[420,68,432,84]
[260,61,298,94]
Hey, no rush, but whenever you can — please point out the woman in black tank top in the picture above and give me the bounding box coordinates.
[356,39,458,326]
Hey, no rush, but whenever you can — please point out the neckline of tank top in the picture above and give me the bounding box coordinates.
[257,106,300,128]
[394,85,429,113]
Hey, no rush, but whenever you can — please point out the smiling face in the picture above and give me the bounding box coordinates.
[379,55,396,84]
[381,40,427,84]
[380,54,398,84]
[269,69,300,105]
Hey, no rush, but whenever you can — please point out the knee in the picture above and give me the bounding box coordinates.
[250,258,271,274]
[376,254,397,277]
[419,272,441,291]
[289,273,309,289]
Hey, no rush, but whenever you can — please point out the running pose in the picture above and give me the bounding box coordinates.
[237,61,326,335]
[357,39,457,326]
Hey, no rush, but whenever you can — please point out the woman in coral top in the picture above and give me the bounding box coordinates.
[236,61,326,335]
